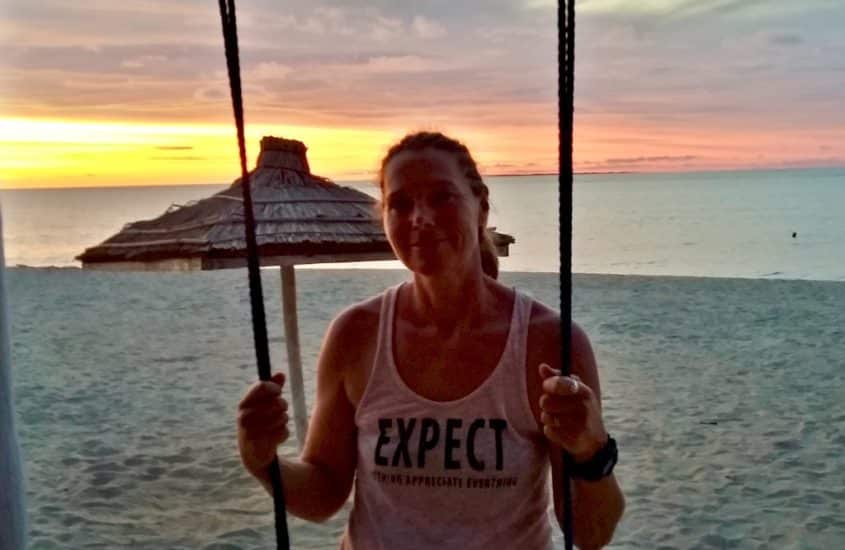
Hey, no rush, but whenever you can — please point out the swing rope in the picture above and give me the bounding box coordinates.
[217,1,290,548]
[559,0,576,549]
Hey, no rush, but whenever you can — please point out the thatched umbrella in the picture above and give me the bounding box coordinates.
[77,136,515,447]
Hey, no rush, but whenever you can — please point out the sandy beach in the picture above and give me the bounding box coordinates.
[7,268,845,549]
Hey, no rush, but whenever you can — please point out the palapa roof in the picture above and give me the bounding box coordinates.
[77,136,515,271]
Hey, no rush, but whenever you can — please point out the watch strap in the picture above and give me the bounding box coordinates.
[568,435,617,481]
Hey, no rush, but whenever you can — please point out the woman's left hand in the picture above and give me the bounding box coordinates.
[539,363,608,462]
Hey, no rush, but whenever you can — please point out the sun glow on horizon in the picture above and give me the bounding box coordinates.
[0,117,411,189]
[0,117,566,189]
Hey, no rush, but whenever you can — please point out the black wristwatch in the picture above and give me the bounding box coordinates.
[568,435,617,481]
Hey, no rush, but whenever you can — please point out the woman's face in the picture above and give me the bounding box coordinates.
[382,148,485,277]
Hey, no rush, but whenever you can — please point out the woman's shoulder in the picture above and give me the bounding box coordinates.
[320,289,392,404]
[526,298,560,327]
[325,291,385,348]
[319,286,395,369]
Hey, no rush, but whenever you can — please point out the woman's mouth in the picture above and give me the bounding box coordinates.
[411,238,445,247]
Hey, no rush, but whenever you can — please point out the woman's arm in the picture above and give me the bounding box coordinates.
[528,307,625,549]
[239,305,365,522]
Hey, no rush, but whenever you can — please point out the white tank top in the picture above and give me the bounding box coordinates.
[342,282,554,550]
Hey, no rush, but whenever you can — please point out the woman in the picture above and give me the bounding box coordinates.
[237,132,625,549]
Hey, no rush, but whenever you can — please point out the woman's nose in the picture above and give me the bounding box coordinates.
[411,203,434,227]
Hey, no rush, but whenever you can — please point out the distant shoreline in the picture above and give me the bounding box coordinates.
[8,265,843,284]
[486,171,634,177]
[4,165,844,191]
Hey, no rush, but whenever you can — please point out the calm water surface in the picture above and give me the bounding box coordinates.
[2,168,844,280]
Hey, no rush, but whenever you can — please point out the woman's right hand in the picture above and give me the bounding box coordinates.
[237,372,290,476]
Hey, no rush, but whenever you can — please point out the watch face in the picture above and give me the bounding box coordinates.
[600,439,617,477]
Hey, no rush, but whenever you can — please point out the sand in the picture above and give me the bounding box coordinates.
[6,268,845,549]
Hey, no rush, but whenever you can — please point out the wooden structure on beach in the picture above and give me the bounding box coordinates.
[1,212,28,548]
[77,136,515,447]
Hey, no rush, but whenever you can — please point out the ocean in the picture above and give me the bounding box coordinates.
[3,169,845,549]
[2,168,844,280]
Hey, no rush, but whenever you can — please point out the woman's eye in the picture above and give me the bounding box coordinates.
[431,191,455,206]
[389,197,412,212]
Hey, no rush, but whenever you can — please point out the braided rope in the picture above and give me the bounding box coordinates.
[558,0,576,548]
[217,1,290,548]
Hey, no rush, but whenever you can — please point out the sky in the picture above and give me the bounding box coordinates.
[1,0,844,188]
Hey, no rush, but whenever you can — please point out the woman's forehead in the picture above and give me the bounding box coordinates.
[384,148,462,186]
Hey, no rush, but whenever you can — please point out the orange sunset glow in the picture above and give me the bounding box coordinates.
[0,116,563,188]
[1,0,844,189]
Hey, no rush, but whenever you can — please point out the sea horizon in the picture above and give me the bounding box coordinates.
[2,164,844,191]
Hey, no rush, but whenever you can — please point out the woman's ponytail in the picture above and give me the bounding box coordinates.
[479,227,499,280]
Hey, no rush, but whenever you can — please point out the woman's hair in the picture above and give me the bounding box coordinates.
[377,131,499,279]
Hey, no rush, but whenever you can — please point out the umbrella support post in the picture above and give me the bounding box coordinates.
[280,265,308,450]
[0,212,28,548]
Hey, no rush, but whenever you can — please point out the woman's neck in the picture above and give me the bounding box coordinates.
[405,271,491,336]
